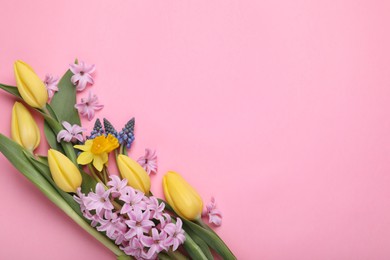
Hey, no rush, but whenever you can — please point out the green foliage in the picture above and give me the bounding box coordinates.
[184,228,214,260]
[50,69,81,125]
[183,219,237,260]
[0,83,21,98]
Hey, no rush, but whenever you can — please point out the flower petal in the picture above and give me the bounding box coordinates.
[77,152,94,165]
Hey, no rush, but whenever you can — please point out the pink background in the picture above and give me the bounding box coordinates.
[1,1,390,259]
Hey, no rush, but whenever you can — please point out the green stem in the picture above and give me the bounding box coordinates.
[51,191,124,256]
[88,164,103,183]
[158,253,171,260]
[195,218,213,232]
[40,111,78,164]
[167,250,189,260]
[103,166,109,184]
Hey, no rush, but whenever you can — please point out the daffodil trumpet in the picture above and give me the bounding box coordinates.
[74,134,119,172]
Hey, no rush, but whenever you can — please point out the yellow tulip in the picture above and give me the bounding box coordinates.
[163,171,203,220]
[48,149,82,193]
[11,102,40,152]
[117,154,150,194]
[14,60,48,109]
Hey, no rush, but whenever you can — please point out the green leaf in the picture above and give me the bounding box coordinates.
[0,83,21,98]
[0,134,124,256]
[80,169,98,194]
[24,152,84,218]
[183,231,209,260]
[0,134,55,191]
[44,121,64,152]
[50,69,80,125]
[157,254,170,260]
[182,219,236,260]
[184,228,213,260]
[117,255,133,260]
[46,103,60,121]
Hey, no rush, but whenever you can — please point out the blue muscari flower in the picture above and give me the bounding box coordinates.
[87,118,104,139]
[103,118,119,138]
[118,117,135,149]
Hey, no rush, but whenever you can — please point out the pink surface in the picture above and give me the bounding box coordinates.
[1,1,390,259]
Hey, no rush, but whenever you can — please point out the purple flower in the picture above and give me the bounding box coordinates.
[57,121,85,143]
[107,175,128,198]
[121,237,147,259]
[141,228,172,259]
[120,187,146,214]
[75,91,104,121]
[202,197,222,226]
[125,208,154,239]
[73,179,185,258]
[97,211,127,241]
[157,213,172,230]
[164,218,186,251]
[146,197,164,219]
[43,74,59,99]
[74,188,100,227]
[137,149,157,175]
[85,183,114,214]
[69,61,95,91]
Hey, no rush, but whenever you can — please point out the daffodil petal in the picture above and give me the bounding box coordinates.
[93,153,108,171]
[77,151,94,165]
[74,140,93,151]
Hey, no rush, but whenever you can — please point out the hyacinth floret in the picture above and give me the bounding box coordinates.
[87,118,104,139]
[118,117,135,149]
[73,175,185,259]
[103,118,119,138]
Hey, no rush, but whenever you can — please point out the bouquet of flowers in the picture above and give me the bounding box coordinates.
[0,60,235,260]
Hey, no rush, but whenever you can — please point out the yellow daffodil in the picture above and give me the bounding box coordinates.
[74,134,119,171]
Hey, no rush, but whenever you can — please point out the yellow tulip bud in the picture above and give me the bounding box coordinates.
[163,171,203,220]
[117,154,151,194]
[14,60,48,109]
[11,102,40,152]
[48,149,82,193]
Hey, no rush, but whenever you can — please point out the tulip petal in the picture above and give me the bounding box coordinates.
[14,60,48,108]
[48,149,82,193]
[11,102,40,152]
[163,171,203,220]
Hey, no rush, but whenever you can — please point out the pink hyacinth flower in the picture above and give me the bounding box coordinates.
[141,228,172,259]
[146,196,165,219]
[75,91,104,121]
[120,187,146,214]
[44,74,59,99]
[137,148,157,175]
[57,121,85,143]
[202,197,223,226]
[124,208,154,239]
[164,218,186,251]
[85,183,114,214]
[69,60,95,91]
[121,237,147,259]
[107,175,128,198]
